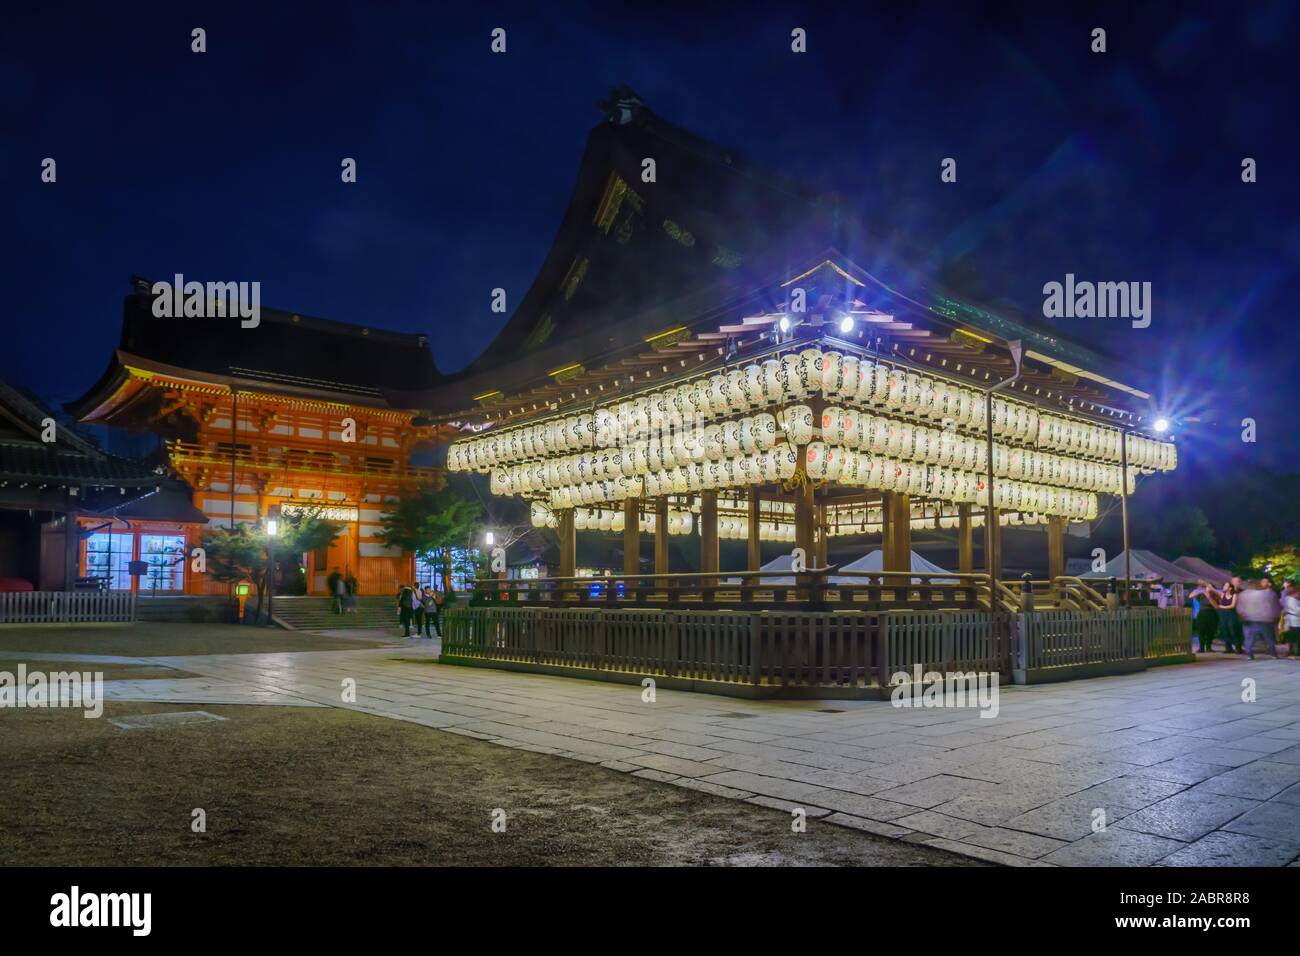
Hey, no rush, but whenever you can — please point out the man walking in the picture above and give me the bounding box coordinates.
[1237,578,1282,660]
[327,566,344,614]
[395,581,416,637]
[412,582,426,636]
[421,586,439,638]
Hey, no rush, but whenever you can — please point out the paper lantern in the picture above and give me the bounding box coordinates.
[761,360,782,403]
[779,353,803,399]
[782,405,815,445]
[776,444,798,480]
[798,347,823,392]
[822,351,845,398]
[743,365,764,410]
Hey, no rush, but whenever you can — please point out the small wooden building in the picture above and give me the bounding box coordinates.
[410,90,1188,694]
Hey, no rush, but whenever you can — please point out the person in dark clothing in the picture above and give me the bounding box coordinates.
[327,567,344,614]
[1212,580,1244,653]
[1190,580,1219,653]
[412,583,426,636]
[421,586,439,638]
[395,583,415,636]
[344,573,358,614]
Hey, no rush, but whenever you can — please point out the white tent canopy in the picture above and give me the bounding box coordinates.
[1174,556,1232,587]
[742,550,952,585]
[1080,549,1197,584]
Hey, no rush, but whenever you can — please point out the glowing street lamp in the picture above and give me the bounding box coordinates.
[484,530,495,546]
[1153,417,1169,433]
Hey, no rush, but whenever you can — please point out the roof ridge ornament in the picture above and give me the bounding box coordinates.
[598,86,644,125]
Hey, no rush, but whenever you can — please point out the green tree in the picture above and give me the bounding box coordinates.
[379,486,484,590]
[202,511,341,624]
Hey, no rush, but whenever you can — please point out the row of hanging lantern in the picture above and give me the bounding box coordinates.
[517,448,1097,519]
[448,346,1176,473]
[539,497,1053,539]
[485,403,1137,505]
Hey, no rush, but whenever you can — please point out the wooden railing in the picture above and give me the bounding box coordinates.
[443,600,1193,697]
[468,569,997,611]
[442,605,892,691]
[0,590,137,624]
[1017,606,1192,671]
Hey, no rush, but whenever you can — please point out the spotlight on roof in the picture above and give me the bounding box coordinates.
[778,315,790,333]
[1153,417,1169,433]
[839,315,854,334]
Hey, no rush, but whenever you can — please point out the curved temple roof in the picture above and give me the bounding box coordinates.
[407,87,1152,425]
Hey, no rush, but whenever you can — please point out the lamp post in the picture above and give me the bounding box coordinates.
[265,510,279,626]
[982,340,1023,586]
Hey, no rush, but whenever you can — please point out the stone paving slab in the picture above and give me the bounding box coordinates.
[97,643,1300,867]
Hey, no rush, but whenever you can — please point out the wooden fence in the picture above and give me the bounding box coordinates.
[0,590,137,624]
[1017,607,1192,675]
[444,603,1193,696]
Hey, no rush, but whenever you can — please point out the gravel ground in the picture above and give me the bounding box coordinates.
[0,622,389,657]
[0,700,984,867]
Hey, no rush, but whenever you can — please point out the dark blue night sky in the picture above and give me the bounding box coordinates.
[4,0,1298,491]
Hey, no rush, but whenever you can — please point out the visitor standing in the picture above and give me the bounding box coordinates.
[1237,578,1281,660]
[1190,580,1219,653]
[344,572,358,614]
[327,566,344,614]
[412,583,426,636]
[421,586,439,638]
[1282,576,1300,656]
[1212,579,1244,654]
[395,582,415,637]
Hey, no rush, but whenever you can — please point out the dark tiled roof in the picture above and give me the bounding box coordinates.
[411,88,1143,416]
[114,283,439,399]
[91,482,208,523]
[0,379,158,487]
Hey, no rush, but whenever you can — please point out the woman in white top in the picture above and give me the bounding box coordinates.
[1282,578,1300,656]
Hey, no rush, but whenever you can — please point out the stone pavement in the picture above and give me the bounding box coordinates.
[105,641,1300,867]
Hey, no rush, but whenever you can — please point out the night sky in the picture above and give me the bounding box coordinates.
[5,0,1298,487]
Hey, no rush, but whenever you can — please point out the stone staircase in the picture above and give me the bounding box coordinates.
[271,595,401,631]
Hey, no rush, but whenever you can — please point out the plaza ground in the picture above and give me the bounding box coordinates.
[0,625,974,867]
[2,622,1299,867]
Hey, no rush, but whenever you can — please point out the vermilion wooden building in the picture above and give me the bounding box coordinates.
[68,281,447,596]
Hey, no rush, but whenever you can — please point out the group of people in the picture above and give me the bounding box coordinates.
[395,581,445,638]
[326,567,358,614]
[1190,576,1300,660]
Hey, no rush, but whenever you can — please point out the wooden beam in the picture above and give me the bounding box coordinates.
[747,488,761,573]
[1047,515,1066,582]
[623,498,640,579]
[699,490,718,585]
[957,503,973,574]
[654,497,670,574]
[558,508,575,579]
[882,492,911,573]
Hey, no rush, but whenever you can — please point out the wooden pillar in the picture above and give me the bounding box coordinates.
[558,508,575,580]
[882,492,911,573]
[957,503,973,574]
[987,508,1003,582]
[815,501,829,568]
[622,498,640,579]
[1047,515,1066,582]
[699,490,718,584]
[746,488,761,573]
[62,507,79,592]
[794,479,815,561]
[654,497,670,575]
